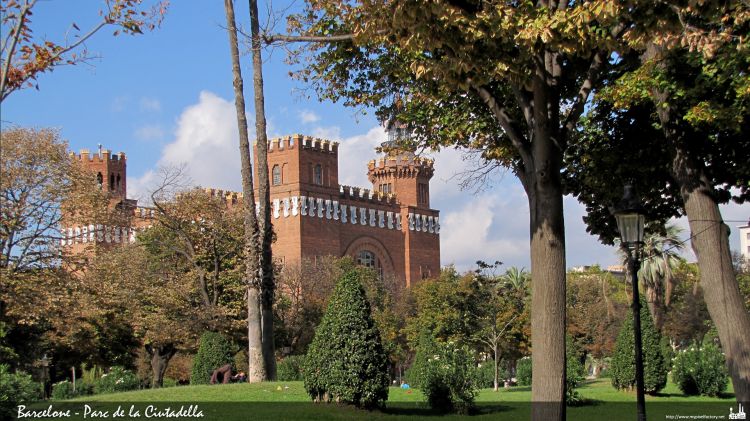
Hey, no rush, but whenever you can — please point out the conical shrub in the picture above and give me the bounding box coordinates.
[611,297,667,394]
[303,265,389,408]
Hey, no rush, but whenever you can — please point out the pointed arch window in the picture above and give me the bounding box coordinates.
[272,165,282,185]
[314,164,323,185]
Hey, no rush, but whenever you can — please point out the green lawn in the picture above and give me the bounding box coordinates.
[21,379,737,420]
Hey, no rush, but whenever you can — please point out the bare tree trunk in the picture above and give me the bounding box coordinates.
[672,145,750,406]
[493,344,499,392]
[145,343,176,388]
[223,0,265,383]
[247,0,276,381]
[527,169,567,420]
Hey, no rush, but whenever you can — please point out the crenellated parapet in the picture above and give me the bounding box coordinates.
[260,134,339,154]
[367,155,434,177]
[204,188,243,205]
[338,185,397,205]
[70,148,126,163]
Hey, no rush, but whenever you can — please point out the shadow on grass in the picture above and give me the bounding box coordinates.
[381,403,515,417]
[568,398,605,407]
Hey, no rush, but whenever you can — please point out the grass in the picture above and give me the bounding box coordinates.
[24,379,737,420]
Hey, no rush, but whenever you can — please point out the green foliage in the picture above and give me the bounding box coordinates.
[516,357,532,386]
[566,339,586,405]
[0,364,42,418]
[672,342,729,397]
[303,266,389,409]
[95,366,139,394]
[52,380,83,400]
[277,355,305,381]
[162,377,178,388]
[190,331,236,385]
[474,360,505,389]
[511,345,585,405]
[611,299,668,394]
[408,333,477,414]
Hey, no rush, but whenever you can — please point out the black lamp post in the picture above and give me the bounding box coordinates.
[612,184,647,421]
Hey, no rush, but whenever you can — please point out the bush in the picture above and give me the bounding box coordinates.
[474,360,501,389]
[278,355,304,381]
[95,366,140,394]
[516,357,532,386]
[0,365,42,418]
[566,339,586,405]
[191,332,236,385]
[51,380,80,400]
[162,377,178,388]
[611,299,667,394]
[672,342,728,397]
[303,264,389,409]
[408,332,477,414]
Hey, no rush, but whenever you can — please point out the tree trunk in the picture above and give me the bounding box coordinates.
[528,175,567,419]
[493,344,499,392]
[672,145,750,405]
[223,0,265,382]
[247,0,277,381]
[643,287,665,332]
[145,343,176,388]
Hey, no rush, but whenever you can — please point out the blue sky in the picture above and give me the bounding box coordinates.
[3,1,746,271]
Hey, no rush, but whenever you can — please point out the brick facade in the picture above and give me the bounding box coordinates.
[253,134,440,287]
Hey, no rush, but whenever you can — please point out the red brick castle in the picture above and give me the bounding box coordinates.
[63,127,441,286]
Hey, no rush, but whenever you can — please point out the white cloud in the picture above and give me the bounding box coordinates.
[134,124,165,141]
[111,95,129,112]
[299,110,321,124]
[128,91,243,199]
[140,97,162,112]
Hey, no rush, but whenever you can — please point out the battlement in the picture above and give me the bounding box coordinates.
[204,188,244,205]
[70,148,126,163]
[339,184,398,206]
[368,155,434,170]
[260,134,339,154]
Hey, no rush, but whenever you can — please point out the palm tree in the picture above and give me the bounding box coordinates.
[503,266,531,294]
[620,224,684,331]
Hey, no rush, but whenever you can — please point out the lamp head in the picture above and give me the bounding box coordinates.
[611,184,646,245]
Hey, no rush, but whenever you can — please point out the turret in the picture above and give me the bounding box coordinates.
[71,145,127,200]
[367,121,434,208]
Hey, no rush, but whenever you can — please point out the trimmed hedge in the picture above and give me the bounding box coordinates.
[611,298,667,394]
[303,265,389,409]
[191,332,235,385]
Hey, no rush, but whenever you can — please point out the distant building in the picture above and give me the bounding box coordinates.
[740,218,750,265]
[62,127,441,287]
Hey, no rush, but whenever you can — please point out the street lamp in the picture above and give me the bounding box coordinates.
[612,184,647,421]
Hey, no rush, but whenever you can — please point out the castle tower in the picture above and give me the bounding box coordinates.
[367,120,434,209]
[71,145,127,202]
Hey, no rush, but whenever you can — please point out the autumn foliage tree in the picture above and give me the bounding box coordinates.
[0,0,167,102]
[0,127,113,368]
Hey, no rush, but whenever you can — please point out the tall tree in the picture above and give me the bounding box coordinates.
[0,0,167,102]
[222,0,265,382]
[633,224,684,332]
[567,2,750,399]
[247,0,277,380]
[274,3,628,416]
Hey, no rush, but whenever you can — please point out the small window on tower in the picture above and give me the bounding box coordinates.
[272,165,282,185]
[314,164,323,185]
[96,172,103,188]
[110,174,115,191]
